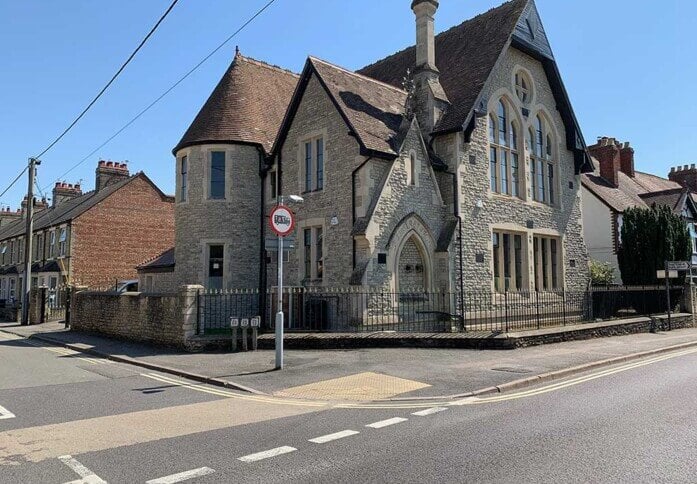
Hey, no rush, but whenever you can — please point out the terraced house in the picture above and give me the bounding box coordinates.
[167,0,593,299]
[0,161,174,303]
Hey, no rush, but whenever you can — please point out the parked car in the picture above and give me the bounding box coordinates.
[115,280,139,293]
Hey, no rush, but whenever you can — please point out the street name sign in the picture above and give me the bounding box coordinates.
[665,261,691,271]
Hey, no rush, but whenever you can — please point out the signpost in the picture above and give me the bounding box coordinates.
[269,204,296,370]
[658,261,692,331]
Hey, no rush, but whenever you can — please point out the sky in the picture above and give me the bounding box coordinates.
[1,0,695,208]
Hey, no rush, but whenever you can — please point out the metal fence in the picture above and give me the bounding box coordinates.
[195,285,685,335]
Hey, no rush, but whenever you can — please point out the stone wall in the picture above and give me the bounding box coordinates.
[174,143,262,289]
[70,285,200,349]
[436,46,590,293]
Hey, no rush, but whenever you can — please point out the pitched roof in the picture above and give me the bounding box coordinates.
[639,188,695,216]
[0,173,165,242]
[311,57,408,155]
[275,57,408,157]
[137,247,175,272]
[581,161,683,213]
[174,52,299,155]
[358,0,528,135]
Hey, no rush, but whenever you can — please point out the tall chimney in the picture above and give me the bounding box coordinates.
[95,160,130,191]
[588,137,621,188]
[0,207,21,228]
[619,141,635,178]
[411,0,449,136]
[668,164,697,192]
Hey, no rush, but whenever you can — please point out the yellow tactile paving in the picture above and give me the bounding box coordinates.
[274,372,431,401]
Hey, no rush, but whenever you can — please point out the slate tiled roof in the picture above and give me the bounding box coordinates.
[137,247,175,272]
[0,173,162,242]
[357,0,528,134]
[174,52,299,154]
[581,159,683,213]
[309,57,408,156]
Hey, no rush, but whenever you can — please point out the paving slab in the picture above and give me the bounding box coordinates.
[2,321,697,400]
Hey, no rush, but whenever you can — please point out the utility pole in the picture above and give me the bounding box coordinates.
[21,157,40,326]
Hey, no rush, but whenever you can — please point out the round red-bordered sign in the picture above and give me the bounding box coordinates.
[269,204,295,237]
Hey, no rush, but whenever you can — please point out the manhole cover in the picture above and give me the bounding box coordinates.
[491,367,533,374]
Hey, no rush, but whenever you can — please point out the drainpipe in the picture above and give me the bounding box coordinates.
[351,156,373,271]
[258,147,269,328]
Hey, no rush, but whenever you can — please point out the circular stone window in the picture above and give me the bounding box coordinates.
[514,71,532,104]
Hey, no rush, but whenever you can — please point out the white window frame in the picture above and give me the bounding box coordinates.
[58,226,68,258]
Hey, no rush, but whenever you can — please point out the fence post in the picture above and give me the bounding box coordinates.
[536,290,541,330]
[181,285,204,347]
[40,287,47,325]
[64,286,71,328]
[562,288,566,326]
[504,291,509,333]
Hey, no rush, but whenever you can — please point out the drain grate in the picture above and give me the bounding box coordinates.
[491,366,533,374]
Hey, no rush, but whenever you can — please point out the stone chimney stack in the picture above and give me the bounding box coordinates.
[668,164,697,192]
[95,160,130,192]
[588,137,621,188]
[411,0,449,137]
[619,141,635,178]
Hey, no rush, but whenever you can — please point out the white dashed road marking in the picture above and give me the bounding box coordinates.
[365,417,408,429]
[0,404,16,420]
[308,430,360,444]
[146,467,215,484]
[238,446,297,463]
[412,407,448,417]
[58,454,107,484]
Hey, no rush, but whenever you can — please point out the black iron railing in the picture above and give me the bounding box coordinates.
[195,285,685,335]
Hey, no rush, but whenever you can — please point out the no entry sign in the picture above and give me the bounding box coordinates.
[269,205,295,237]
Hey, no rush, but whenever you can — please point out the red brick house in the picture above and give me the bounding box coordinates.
[0,161,174,301]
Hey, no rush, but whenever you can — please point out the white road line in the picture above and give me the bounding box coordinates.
[238,446,297,463]
[0,404,15,420]
[366,417,408,429]
[412,407,448,417]
[308,430,359,444]
[58,455,106,484]
[146,467,215,484]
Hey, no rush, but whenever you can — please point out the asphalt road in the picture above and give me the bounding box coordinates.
[1,331,696,483]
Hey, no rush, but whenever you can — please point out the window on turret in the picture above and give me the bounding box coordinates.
[180,156,188,203]
[210,151,226,200]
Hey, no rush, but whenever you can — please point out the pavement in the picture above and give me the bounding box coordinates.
[2,321,697,402]
[1,329,697,483]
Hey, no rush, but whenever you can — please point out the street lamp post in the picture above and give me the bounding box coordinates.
[270,194,303,370]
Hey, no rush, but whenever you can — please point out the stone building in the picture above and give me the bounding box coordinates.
[169,0,594,297]
[582,138,697,282]
[0,161,175,302]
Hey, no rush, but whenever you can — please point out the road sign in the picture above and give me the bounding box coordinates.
[230,318,239,327]
[265,237,295,250]
[251,317,260,328]
[269,205,295,237]
[665,261,691,271]
[241,318,249,328]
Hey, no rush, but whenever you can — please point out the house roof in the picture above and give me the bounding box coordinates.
[358,0,527,135]
[275,57,408,158]
[173,52,299,155]
[581,161,683,213]
[0,173,167,242]
[137,247,175,273]
[639,188,697,217]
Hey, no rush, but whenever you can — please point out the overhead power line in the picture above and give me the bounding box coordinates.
[33,0,180,160]
[0,166,29,204]
[44,0,279,190]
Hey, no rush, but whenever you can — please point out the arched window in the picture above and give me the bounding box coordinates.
[489,98,521,198]
[529,114,557,205]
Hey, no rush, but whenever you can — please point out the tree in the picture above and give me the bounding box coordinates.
[617,204,691,285]
[589,259,615,286]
